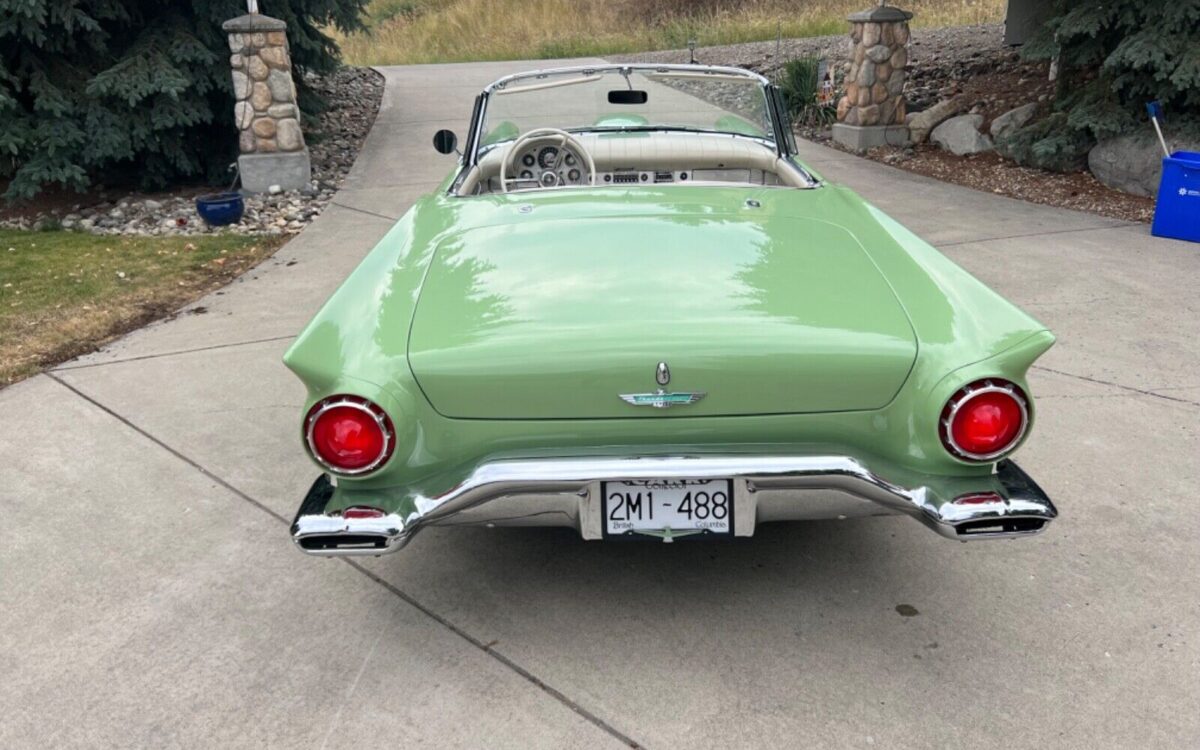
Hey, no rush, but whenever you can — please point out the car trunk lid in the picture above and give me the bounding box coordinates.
[407,213,916,419]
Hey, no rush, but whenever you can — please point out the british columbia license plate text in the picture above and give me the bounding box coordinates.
[602,479,733,536]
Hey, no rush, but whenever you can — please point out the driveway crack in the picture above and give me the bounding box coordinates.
[45,372,644,750]
[1031,365,1200,409]
[328,200,400,222]
[52,334,296,372]
[935,221,1133,248]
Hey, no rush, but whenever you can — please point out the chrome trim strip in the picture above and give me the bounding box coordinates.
[618,391,706,408]
[461,91,487,173]
[290,456,1057,556]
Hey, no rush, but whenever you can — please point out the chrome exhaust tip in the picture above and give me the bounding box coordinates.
[296,533,392,553]
[290,475,408,557]
[934,460,1057,541]
[952,516,1048,539]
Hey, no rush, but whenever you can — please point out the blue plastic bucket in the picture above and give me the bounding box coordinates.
[1151,150,1200,243]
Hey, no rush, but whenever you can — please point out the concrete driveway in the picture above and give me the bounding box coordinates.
[2,59,1197,749]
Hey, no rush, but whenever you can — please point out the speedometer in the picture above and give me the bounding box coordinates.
[537,146,559,169]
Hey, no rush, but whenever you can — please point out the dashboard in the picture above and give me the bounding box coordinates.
[463,131,816,195]
[510,143,727,188]
[512,144,588,188]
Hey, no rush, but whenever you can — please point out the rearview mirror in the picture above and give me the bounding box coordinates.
[433,129,458,154]
[608,90,648,105]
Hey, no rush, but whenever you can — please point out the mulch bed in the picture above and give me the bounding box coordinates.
[853,143,1155,223]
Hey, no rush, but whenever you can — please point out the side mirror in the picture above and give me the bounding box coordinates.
[433,129,458,155]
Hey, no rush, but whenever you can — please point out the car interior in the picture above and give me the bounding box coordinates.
[455,130,816,195]
[437,66,819,196]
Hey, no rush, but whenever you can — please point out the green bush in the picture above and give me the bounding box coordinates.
[779,57,836,128]
[0,0,368,202]
[1011,0,1200,170]
[996,113,1093,173]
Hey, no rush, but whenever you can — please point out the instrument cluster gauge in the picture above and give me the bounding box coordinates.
[520,170,533,180]
[521,152,536,167]
[537,146,560,169]
[568,169,581,182]
[564,153,577,167]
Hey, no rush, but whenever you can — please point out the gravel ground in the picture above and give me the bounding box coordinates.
[611,23,1007,88]
[0,67,384,237]
[612,23,1021,125]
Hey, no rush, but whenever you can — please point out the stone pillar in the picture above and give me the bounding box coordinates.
[831,4,912,152]
[223,13,311,192]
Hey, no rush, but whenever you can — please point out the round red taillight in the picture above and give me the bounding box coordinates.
[305,397,394,475]
[940,379,1028,461]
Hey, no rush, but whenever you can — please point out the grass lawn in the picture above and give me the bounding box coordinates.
[339,0,1006,66]
[0,229,284,386]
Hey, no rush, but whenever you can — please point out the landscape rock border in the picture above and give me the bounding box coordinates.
[1089,130,1200,198]
[1,67,383,238]
[930,113,993,156]
[990,102,1039,141]
[907,97,965,144]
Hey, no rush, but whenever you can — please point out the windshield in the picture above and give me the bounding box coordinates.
[477,67,775,154]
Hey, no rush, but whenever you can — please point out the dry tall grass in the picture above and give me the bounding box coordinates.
[338,0,1005,66]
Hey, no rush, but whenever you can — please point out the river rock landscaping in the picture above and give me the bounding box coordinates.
[0,66,383,238]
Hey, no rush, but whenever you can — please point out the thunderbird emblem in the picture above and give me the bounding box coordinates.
[620,361,705,408]
[620,392,706,408]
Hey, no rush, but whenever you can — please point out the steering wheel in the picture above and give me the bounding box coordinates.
[500,127,596,193]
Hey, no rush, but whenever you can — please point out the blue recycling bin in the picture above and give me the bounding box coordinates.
[1151,150,1200,243]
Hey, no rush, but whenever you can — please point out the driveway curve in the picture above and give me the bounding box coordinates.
[2,59,1198,749]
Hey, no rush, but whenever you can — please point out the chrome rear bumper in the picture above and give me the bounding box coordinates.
[290,455,1057,556]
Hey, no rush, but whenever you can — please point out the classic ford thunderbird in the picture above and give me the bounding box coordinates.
[285,64,1057,556]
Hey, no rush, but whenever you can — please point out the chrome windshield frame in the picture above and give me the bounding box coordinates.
[482,63,772,94]
[466,64,786,170]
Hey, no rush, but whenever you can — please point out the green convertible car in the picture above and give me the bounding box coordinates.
[285,64,1057,556]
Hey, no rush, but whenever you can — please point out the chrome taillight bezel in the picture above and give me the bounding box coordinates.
[939,379,1029,462]
[304,395,395,476]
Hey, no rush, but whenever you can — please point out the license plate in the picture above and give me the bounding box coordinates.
[602,479,733,538]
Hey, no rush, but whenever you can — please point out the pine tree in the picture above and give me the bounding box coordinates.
[0,0,367,201]
[1002,0,1200,171]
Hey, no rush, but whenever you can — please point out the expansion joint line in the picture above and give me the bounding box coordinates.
[44,372,645,750]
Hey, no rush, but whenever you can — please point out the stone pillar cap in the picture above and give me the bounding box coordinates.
[847,5,914,22]
[222,13,287,33]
